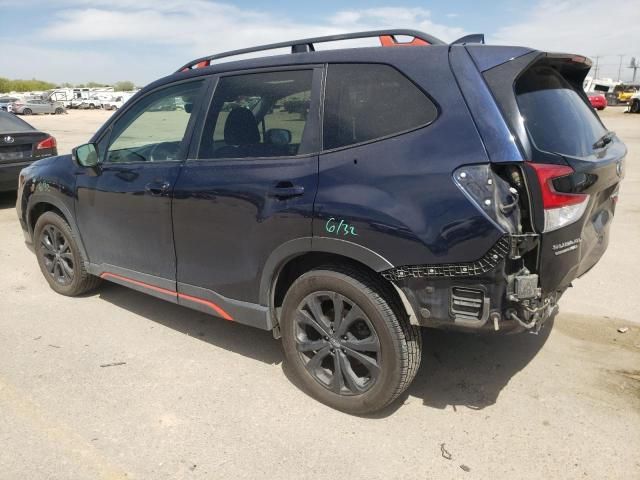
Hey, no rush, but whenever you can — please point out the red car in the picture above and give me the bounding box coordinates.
[587,91,607,110]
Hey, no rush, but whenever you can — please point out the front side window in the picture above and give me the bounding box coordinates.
[323,64,438,150]
[198,70,314,159]
[105,81,203,163]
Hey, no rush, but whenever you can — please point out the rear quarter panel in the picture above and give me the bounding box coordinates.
[314,49,503,267]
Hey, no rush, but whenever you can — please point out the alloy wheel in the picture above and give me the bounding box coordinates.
[40,225,74,286]
[294,291,381,395]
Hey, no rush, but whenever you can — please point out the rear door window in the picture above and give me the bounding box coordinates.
[323,63,438,150]
[516,66,607,158]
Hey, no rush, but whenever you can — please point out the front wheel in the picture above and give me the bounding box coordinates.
[55,107,64,115]
[280,266,421,414]
[631,100,640,114]
[34,212,101,296]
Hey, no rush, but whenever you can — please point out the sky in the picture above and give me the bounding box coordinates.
[1,0,639,86]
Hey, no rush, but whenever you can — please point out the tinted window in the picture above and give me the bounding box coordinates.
[516,66,606,158]
[105,81,203,163]
[199,70,314,159]
[323,64,437,150]
[0,111,33,131]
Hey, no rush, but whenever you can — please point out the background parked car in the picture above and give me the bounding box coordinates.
[101,95,133,110]
[0,110,57,191]
[12,99,66,115]
[587,91,607,110]
[78,98,103,109]
[0,96,20,112]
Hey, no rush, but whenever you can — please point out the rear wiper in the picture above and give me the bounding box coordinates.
[593,131,616,149]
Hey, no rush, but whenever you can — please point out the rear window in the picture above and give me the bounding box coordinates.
[516,66,607,158]
[323,64,437,150]
[0,111,33,132]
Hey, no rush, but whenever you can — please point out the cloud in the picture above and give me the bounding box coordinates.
[491,0,640,80]
[0,1,467,84]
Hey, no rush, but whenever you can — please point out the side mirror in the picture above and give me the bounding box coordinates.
[72,143,99,168]
[265,128,292,146]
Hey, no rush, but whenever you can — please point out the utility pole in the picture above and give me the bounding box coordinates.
[617,55,624,82]
[593,56,600,80]
[629,57,639,84]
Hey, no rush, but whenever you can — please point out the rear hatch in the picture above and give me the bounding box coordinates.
[483,52,626,293]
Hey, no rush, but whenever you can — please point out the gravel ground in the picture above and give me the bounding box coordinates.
[1,108,639,479]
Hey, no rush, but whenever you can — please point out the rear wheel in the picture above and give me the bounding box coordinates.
[22,108,32,115]
[34,212,101,296]
[280,266,421,414]
[631,100,640,113]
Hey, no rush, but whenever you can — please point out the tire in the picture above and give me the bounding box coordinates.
[631,100,640,114]
[280,265,422,414]
[22,108,32,115]
[55,107,64,115]
[89,104,95,109]
[34,211,101,296]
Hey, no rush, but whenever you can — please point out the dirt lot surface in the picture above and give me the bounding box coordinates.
[1,108,639,479]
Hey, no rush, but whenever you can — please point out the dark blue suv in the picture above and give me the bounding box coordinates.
[16,30,626,413]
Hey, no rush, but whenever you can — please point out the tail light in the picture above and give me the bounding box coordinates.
[453,164,522,234]
[36,136,57,150]
[529,163,589,232]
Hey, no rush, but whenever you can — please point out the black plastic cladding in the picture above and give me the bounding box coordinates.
[382,236,510,281]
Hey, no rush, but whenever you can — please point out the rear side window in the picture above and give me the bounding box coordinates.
[323,64,437,150]
[516,66,606,158]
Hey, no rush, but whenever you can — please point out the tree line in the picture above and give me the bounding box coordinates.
[0,78,136,93]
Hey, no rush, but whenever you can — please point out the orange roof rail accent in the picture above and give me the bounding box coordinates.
[379,35,430,47]
[182,60,211,72]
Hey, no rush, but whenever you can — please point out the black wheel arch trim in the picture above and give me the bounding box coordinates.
[259,236,395,307]
[27,192,89,263]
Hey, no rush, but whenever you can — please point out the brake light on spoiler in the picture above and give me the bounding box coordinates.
[529,163,589,232]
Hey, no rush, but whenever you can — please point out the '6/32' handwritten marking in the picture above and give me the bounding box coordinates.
[325,217,358,237]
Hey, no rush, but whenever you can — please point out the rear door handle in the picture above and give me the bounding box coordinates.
[145,181,171,196]
[268,182,305,199]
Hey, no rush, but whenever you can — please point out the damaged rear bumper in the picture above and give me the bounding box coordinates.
[383,235,561,333]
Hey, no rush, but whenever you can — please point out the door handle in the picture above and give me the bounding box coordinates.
[145,181,171,196]
[268,182,305,200]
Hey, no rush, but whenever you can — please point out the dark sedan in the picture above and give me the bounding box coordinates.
[0,111,57,191]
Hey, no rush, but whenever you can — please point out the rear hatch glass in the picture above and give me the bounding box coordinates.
[516,65,607,158]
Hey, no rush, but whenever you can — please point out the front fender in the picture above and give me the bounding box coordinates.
[26,191,89,263]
